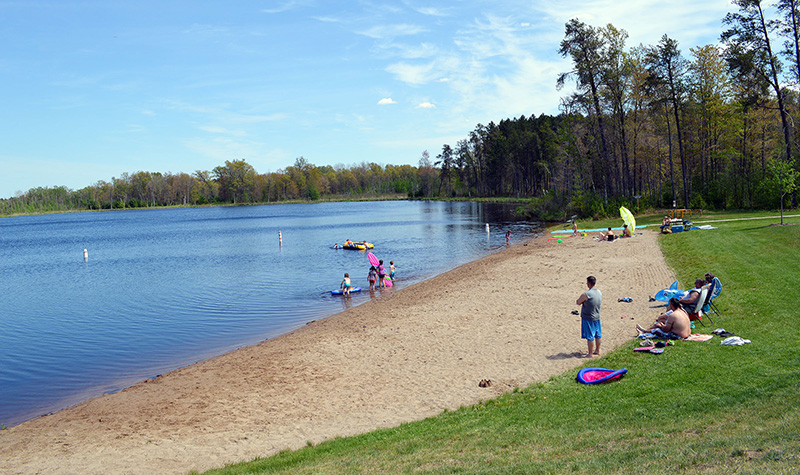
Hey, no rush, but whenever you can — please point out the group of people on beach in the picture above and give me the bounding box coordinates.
[339,258,396,295]
[595,224,632,242]
[366,259,394,291]
[576,272,721,358]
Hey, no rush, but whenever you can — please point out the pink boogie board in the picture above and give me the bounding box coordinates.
[367,252,379,267]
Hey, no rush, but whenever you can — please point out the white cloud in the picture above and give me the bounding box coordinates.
[377,98,397,105]
[386,61,438,85]
[416,102,436,109]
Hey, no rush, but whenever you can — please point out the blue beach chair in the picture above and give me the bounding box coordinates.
[706,277,722,317]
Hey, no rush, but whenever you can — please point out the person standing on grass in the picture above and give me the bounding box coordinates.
[576,275,602,358]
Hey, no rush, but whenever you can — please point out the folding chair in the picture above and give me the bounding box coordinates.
[703,277,719,323]
[686,286,709,327]
[707,277,722,317]
[698,283,715,325]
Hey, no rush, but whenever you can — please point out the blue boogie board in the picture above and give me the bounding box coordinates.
[331,287,361,295]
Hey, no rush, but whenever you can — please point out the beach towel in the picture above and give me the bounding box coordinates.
[684,334,714,342]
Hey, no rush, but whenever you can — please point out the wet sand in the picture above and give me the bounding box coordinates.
[0,231,675,475]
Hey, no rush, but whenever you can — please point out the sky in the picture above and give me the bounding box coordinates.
[0,1,737,198]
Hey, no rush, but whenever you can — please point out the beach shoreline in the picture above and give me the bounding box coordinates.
[0,231,675,475]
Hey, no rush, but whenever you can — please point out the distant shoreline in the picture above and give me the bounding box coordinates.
[0,195,536,219]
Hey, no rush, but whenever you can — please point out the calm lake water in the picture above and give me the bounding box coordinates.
[0,200,541,427]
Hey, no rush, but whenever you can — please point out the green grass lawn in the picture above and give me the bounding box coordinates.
[196,211,800,475]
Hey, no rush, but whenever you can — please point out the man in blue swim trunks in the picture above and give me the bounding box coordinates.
[576,275,602,358]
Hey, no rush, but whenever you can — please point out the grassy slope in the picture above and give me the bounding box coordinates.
[197,212,800,475]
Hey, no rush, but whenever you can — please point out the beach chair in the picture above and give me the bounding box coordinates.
[686,286,709,327]
[698,283,715,325]
[707,277,722,316]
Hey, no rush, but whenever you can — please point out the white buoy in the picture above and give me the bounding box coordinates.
[485,223,490,233]
[83,249,88,261]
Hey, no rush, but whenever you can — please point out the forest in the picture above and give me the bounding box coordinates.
[2,0,798,220]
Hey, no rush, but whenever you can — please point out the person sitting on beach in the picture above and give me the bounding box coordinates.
[678,278,705,310]
[621,224,632,238]
[637,298,691,339]
[704,272,721,296]
[703,272,721,312]
[597,227,615,241]
[660,215,672,233]
[340,273,352,295]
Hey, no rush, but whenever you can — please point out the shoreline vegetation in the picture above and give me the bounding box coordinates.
[1,211,798,474]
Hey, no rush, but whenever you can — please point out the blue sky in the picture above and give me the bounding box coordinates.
[0,1,735,198]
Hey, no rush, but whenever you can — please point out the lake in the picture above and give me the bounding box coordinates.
[0,200,541,427]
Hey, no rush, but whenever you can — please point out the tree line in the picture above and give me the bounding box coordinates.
[3,0,798,219]
[0,158,422,215]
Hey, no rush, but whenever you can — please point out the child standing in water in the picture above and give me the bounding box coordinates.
[377,260,386,288]
[368,266,377,291]
[340,273,352,295]
[389,261,396,280]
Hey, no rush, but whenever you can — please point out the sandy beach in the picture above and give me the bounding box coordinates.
[0,230,675,475]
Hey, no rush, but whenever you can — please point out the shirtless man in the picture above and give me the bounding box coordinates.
[637,298,691,339]
[597,227,615,241]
